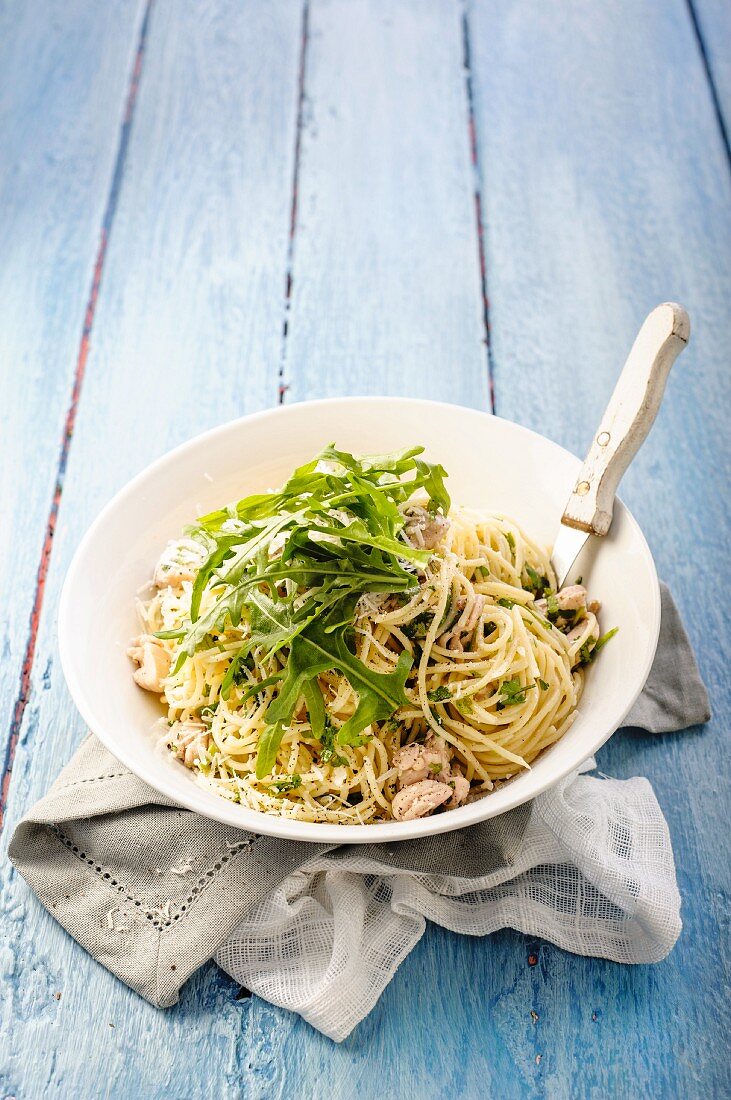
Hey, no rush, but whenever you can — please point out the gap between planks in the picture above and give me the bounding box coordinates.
[685,0,731,170]
[0,0,155,832]
[279,0,310,405]
[462,3,495,413]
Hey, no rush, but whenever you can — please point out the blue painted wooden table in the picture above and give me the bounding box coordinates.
[1,2,729,1096]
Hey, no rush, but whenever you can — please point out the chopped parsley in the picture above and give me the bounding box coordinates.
[319,722,348,767]
[428,761,442,775]
[497,597,516,610]
[269,774,302,795]
[537,678,550,692]
[496,677,534,710]
[579,627,619,666]
[545,594,560,621]
[402,611,431,641]
[427,685,452,703]
[523,564,550,598]
[594,626,619,653]
[381,717,401,734]
[454,696,474,716]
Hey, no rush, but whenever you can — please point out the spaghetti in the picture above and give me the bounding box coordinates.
[129,446,614,824]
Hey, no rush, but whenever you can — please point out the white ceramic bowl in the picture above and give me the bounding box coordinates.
[59,398,660,843]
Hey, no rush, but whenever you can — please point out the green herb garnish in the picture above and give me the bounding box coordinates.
[427,685,452,703]
[594,627,619,653]
[269,774,302,795]
[497,598,516,610]
[402,611,431,641]
[319,720,348,767]
[170,446,451,778]
[537,678,549,692]
[495,677,534,710]
[523,564,550,599]
[454,696,474,716]
[579,627,618,666]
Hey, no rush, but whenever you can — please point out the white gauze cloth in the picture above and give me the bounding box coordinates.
[216,762,680,1040]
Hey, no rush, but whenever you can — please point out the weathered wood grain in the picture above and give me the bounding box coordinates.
[468,0,731,1094]
[0,0,146,814]
[283,0,488,407]
[0,1,304,1096]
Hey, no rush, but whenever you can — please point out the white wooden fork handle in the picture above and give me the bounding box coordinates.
[561,302,690,535]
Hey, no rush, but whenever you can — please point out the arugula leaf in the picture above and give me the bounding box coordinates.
[303,678,326,740]
[427,685,452,703]
[307,518,431,568]
[413,457,450,515]
[245,588,311,660]
[255,601,412,777]
[237,673,284,705]
[220,649,255,699]
[167,445,457,777]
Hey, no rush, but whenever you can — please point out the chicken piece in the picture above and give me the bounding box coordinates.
[535,586,587,629]
[402,505,450,550]
[462,593,486,634]
[446,772,470,808]
[172,720,211,769]
[566,615,600,667]
[127,635,171,693]
[154,538,207,589]
[440,593,485,649]
[556,584,587,613]
[392,741,445,787]
[424,733,451,781]
[391,779,452,821]
[565,613,599,647]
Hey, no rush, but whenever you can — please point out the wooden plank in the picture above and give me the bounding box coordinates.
[467,0,731,1095]
[692,0,731,136]
[283,0,488,407]
[0,2,304,1097]
[0,0,147,812]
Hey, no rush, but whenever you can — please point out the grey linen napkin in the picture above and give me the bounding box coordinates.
[8,584,709,1010]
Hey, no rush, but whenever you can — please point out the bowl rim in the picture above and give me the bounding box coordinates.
[58,396,661,843]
